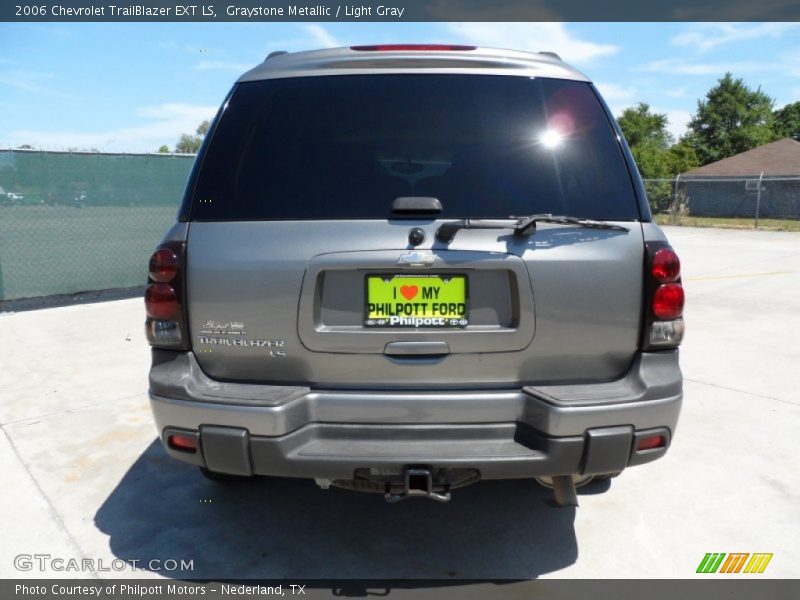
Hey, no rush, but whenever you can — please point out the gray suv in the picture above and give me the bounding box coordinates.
[145,45,684,506]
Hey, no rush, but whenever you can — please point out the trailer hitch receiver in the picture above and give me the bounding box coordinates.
[384,468,451,503]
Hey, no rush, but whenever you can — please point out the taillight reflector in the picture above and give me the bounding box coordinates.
[168,434,197,453]
[149,248,179,283]
[652,248,681,283]
[653,284,685,320]
[145,283,179,320]
[350,44,476,52]
[636,435,666,451]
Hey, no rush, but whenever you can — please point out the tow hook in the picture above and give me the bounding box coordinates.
[384,468,452,503]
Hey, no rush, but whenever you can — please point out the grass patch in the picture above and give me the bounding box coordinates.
[654,214,800,232]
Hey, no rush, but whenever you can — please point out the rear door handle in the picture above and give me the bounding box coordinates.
[383,341,450,356]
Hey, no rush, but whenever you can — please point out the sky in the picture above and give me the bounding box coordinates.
[1,21,798,152]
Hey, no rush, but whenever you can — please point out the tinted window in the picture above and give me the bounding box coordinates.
[192,75,639,221]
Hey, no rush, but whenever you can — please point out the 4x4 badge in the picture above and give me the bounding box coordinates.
[397,251,436,266]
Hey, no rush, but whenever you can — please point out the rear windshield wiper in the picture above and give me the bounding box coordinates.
[435,214,629,244]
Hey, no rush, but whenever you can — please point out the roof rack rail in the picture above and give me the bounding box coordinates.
[266,51,289,60]
[538,51,562,61]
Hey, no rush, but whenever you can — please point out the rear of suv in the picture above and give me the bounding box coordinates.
[146,45,684,505]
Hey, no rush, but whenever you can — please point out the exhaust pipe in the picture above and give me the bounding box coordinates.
[550,475,579,507]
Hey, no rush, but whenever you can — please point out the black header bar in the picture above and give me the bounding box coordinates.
[5,0,800,22]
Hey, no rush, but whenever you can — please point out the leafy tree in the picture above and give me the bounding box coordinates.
[628,144,672,179]
[665,141,699,174]
[618,102,672,149]
[174,120,210,154]
[773,101,800,141]
[157,144,170,153]
[617,103,700,213]
[687,73,777,165]
[617,103,697,178]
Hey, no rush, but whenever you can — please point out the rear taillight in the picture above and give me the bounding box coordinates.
[653,284,685,320]
[350,44,476,52]
[642,243,685,350]
[145,241,188,349]
[651,248,681,283]
[149,248,179,283]
[145,283,179,319]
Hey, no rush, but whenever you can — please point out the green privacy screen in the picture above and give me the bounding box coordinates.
[0,149,194,301]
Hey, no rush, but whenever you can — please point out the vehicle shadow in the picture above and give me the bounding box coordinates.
[95,440,579,580]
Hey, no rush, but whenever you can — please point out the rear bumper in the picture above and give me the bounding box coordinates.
[149,350,682,480]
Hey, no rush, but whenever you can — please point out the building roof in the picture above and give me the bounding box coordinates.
[683,138,800,177]
[238,46,590,84]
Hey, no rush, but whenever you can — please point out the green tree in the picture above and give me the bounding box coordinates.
[618,103,690,178]
[174,120,210,154]
[665,141,700,174]
[157,144,170,153]
[618,102,672,149]
[773,101,800,141]
[687,73,777,165]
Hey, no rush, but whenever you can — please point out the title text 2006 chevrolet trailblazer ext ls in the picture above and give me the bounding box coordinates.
[145,45,684,506]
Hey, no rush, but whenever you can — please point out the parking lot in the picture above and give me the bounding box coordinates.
[1,226,798,580]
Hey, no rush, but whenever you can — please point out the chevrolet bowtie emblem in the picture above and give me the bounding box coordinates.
[397,251,436,266]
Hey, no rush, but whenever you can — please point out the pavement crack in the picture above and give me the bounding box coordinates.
[684,378,799,407]
[0,425,100,579]
[0,392,148,426]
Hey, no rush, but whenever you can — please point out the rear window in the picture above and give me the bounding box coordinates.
[191,75,639,221]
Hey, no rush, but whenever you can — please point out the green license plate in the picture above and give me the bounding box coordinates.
[365,274,468,328]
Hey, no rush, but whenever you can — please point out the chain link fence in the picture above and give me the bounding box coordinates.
[643,175,800,228]
[0,149,194,301]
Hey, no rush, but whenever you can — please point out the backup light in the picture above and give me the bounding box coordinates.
[145,319,183,346]
[649,319,685,346]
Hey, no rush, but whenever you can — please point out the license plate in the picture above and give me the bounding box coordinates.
[365,274,468,328]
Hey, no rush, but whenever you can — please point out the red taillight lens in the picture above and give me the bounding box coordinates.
[636,435,666,451]
[149,248,179,282]
[145,283,179,319]
[168,434,197,453]
[350,44,476,51]
[652,248,681,283]
[653,284,685,320]
[145,241,187,349]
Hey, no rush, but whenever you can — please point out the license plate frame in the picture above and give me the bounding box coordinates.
[364,273,469,328]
